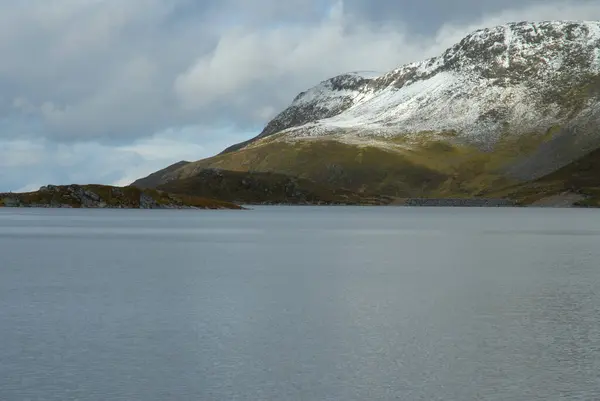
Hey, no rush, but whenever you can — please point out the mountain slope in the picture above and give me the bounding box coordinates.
[488,146,600,206]
[138,21,600,199]
[133,160,190,188]
[155,169,393,205]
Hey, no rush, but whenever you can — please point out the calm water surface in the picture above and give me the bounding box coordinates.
[1,206,600,400]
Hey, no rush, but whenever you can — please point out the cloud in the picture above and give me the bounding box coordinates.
[175,2,412,110]
[2,0,600,191]
[0,0,209,141]
[0,125,254,192]
[0,140,46,168]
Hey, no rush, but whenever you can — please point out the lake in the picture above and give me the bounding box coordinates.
[1,206,600,400]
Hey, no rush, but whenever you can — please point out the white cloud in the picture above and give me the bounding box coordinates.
[0,140,47,168]
[0,125,255,192]
[174,2,419,112]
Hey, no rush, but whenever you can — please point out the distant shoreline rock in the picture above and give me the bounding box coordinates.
[0,184,243,210]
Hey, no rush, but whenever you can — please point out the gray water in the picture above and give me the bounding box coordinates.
[1,207,600,401]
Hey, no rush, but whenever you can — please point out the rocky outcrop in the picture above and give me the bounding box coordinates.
[0,184,242,209]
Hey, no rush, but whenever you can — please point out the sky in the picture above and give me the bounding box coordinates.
[2,0,600,191]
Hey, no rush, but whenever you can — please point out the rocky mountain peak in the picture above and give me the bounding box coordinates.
[221,20,600,155]
[249,72,380,141]
[440,21,600,79]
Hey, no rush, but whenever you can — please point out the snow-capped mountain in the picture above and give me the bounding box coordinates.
[243,21,600,150]
[139,21,600,199]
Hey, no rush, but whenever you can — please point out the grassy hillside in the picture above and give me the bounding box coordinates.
[156,169,392,205]
[488,147,600,206]
[155,129,563,198]
[164,140,449,197]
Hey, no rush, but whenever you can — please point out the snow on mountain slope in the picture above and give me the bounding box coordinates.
[242,21,600,150]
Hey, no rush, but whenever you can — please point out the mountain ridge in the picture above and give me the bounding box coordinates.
[135,20,600,204]
[224,21,600,151]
